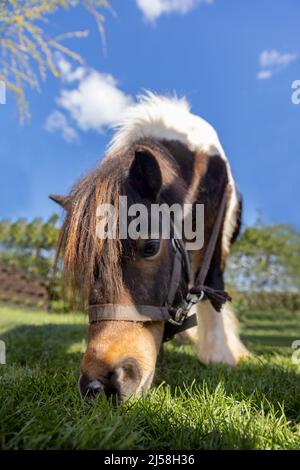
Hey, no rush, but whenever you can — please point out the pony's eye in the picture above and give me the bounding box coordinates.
[140,240,160,258]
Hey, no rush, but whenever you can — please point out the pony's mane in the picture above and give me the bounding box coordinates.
[108,91,224,158]
[57,159,128,303]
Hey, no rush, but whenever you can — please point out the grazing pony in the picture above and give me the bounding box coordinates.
[51,93,250,403]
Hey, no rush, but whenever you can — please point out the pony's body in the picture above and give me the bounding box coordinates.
[53,93,250,402]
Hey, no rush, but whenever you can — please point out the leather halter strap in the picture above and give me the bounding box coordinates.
[163,188,230,341]
[89,304,171,322]
[88,186,231,342]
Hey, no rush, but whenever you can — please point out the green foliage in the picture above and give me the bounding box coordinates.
[0,214,59,276]
[232,291,300,317]
[0,215,74,311]
[0,305,300,449]
[226,223,300,292]
[0,0,111,120]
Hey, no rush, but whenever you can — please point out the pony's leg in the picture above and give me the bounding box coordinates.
[195,301,251,365]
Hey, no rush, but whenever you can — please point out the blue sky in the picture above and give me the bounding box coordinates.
[1,0,300,229]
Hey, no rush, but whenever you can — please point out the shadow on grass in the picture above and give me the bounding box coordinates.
[243,323,299,331]
[0,323,87,367]
[241,334,297,347]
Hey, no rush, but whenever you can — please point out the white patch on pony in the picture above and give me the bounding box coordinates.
[107,91,239,253]
[195,301,251,366]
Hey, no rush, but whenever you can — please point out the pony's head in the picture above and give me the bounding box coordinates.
[53,142,192,403]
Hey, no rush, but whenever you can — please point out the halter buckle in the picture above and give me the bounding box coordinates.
[168,305,187,326]
[168,290,205,326]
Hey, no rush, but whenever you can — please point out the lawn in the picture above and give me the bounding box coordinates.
[0,304,300,450]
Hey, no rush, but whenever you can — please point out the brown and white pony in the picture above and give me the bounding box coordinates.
[51,93,250,403]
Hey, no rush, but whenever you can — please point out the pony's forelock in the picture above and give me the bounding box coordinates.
[56,166,124,304]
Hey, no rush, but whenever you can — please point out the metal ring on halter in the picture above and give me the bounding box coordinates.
[168,289,206,326]
[167,307,186,326]
[186,290,205,303]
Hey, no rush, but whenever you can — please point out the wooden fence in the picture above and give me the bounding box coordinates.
[0,260,299,313]
[0,262,49,308]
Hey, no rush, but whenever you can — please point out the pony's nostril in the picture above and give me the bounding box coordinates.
[112,357,142,399]
[79,374,103,399]
[86,379,103,398]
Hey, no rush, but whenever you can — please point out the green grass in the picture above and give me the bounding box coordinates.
[0,304,300,450]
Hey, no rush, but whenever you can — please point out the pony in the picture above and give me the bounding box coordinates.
[50,92,250,403]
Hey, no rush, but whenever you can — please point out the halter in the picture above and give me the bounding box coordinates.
[88,189,231,342]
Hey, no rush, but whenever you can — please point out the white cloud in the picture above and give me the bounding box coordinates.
[44,110,79,143]
[136,0,213,22]
[259,49,297,68]
[257,49,297,80]
[57,70,133,132]
[56,55,85,83]
[257,69,273,81]
[45,59,133,142]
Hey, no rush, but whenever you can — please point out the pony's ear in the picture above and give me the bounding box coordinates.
[49,194,71,211]
[128,149,162,201]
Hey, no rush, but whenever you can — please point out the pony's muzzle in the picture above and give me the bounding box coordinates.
[79,357,142,403]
